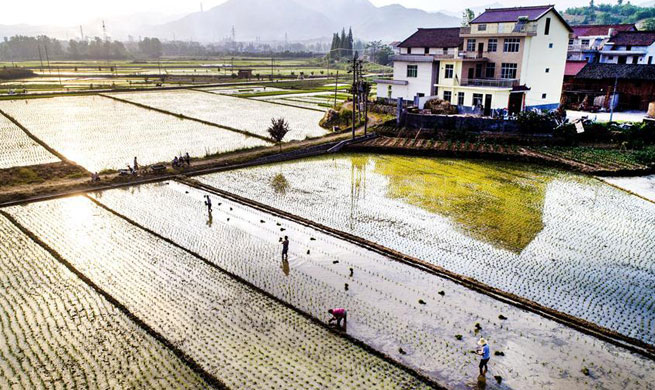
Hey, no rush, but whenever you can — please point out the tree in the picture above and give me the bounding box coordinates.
[375,45,394,65]
[366,40,383,64]
[267,118,290,151]
[462,9,475,27]
[643,18,655,31]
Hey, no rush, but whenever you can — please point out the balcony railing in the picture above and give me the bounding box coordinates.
[460,22,537,36]
[460,78,519,88]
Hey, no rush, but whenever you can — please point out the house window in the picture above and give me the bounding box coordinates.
[500,63,518,79]
[542,93,547,99]
[504,38,520,52]
[568,39,574,45]
[475,63,484,78]
[488,39,497,52]
[444,91,452,102]
[467,39,476,52]
[445,64,454,79]
[425,47,430,54]
[486,63,496,78]
[458,92,465,106]
[649,56,653,65]
[545,68,550,73]
[581,39,590,46]
[545,17,551,35]
[626,45,632,51]
[478,24,487,31]
[472,93,483,107]
[407,65,418,78]
[549,43,553,48]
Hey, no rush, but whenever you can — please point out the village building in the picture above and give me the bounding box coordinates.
[599,31,655,65]
[563,63,655,111]
[378,5,572,114]
[567,24,636,63]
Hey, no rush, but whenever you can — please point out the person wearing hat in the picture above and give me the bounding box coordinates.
[477,337,490,375]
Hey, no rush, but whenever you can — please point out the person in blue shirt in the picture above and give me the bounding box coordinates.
[477,337,490,376]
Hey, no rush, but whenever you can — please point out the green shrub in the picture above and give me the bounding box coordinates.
[515,110,557,134]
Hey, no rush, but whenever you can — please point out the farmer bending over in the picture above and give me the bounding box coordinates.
[328,308,347,329]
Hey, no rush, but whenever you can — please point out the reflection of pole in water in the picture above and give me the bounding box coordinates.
[349,158,367,230]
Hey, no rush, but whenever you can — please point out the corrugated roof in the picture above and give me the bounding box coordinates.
[608,31,655,46]
[471,5,553,24]
[572,24,636,38]
[575,63,655,81]
[398,28,463,49]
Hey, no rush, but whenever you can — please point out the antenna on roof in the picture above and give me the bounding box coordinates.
[102,20,107,41]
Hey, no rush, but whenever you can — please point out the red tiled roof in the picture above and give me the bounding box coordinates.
[572,24,636,38]
[565,60,588,77]
[608,31,655,46]
[398,28,463,49]
[471,5,553,24]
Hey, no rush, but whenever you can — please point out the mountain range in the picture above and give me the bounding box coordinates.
[1,0,460,43]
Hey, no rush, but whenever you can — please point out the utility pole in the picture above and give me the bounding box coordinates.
[44,45,51,74]
[350,51,360,140]
[37,45,44,71]
[609,75,618,123]
[334,70,339,108]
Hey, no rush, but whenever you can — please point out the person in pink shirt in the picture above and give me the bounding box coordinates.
[328,308,347,329]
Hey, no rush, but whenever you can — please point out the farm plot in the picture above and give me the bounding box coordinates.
[199,86,285,95]
[5,196,432,390]
[0,114,58,169]
[107,90,328,141]
[601,175,655,203]
[199,154,655,345]
[0,96,268,172]
[92,180,655,390]
[0,215,210,389]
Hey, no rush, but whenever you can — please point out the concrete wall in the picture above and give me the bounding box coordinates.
[521,10,569,109]
[403,113,520,132]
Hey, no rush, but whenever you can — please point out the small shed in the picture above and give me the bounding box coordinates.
[237,69,253,79]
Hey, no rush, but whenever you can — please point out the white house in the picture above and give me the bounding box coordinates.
[376,27,462,101]
[599,31,655,65]
[567,24,636,63]
[377,5,572,114]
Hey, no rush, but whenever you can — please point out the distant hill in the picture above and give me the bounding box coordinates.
[148,0,460,42]
[563,3,655,28]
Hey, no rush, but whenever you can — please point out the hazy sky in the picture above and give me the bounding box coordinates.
[0,0,617,26]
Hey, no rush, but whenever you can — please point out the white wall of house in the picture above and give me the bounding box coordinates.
[390,60,437,100]
[600,44,655,64]
[520,10,569,109]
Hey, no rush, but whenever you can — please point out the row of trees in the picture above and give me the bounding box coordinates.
[0,35,164,61]
[329,28,354,59]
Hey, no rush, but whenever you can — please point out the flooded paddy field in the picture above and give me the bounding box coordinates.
[198,154,655,345]
[0,114,59,169]
[0,214,210,389]
[3,196,430,390]
[602,175,655,203]
[0,95,268,172]
[107,90,328,140]
[86,179,655,389]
